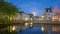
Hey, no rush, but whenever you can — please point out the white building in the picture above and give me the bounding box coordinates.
[15,12,31,23]
[21,13,30,21]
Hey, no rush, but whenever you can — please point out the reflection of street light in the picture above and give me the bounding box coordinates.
[9,26,16,32]
[25,23,28,27]
[31,22,33,25]
[12,26,16,31]
[41,26,44,31]
[30,22,33,27]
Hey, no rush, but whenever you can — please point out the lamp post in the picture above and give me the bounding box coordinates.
[29,12,36,27]
[32,12,36,23]
[32,12,36,16]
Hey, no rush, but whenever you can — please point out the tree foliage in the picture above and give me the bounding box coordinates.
[0,0,18,24]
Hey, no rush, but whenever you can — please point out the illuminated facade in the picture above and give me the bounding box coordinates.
[52,16,59,21]
[52,6,60,21]
[44,8,52,21]
[43,6,60,22]
[21,13,30,21]
[42,7,53,21]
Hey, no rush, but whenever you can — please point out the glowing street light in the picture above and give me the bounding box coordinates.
[25,23,28,27]
[25,18,28,21]
[32,12,36,16]
[30,22,33,27]
[32,12,37,23]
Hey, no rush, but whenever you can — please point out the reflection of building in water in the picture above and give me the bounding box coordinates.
[52,26,60,32]
[9,25,17,32]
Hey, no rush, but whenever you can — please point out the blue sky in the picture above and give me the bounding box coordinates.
[5,0,60,16]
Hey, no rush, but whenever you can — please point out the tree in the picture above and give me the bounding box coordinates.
[0,0,18,24]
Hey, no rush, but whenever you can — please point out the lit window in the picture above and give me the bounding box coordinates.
[31,18,33,20]
[25,18,28,21]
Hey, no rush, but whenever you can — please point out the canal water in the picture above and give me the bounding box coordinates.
[18,25,60,34]
[18,27,43,34]
[0,24,60,34]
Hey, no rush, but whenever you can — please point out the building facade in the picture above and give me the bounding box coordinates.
[43,8,52,21]
[52,6,60,22]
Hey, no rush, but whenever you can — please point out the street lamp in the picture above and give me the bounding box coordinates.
[32,12,36,24]
[25,18,28,21]
[32,12,36,19]
[32,12,36,16]
[31,12,36,27]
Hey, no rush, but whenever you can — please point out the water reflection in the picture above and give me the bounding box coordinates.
[12,26,16,31]
[52,26,60,32]
[41,26,44,31]
[18,25,60,34]
[1,24,60,34]
[8,25,17,32]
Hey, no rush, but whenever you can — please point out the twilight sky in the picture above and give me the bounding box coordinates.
[5,0,60,16]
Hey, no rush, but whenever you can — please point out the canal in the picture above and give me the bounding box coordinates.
[0,23,60,34]
[18,24,60,34]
